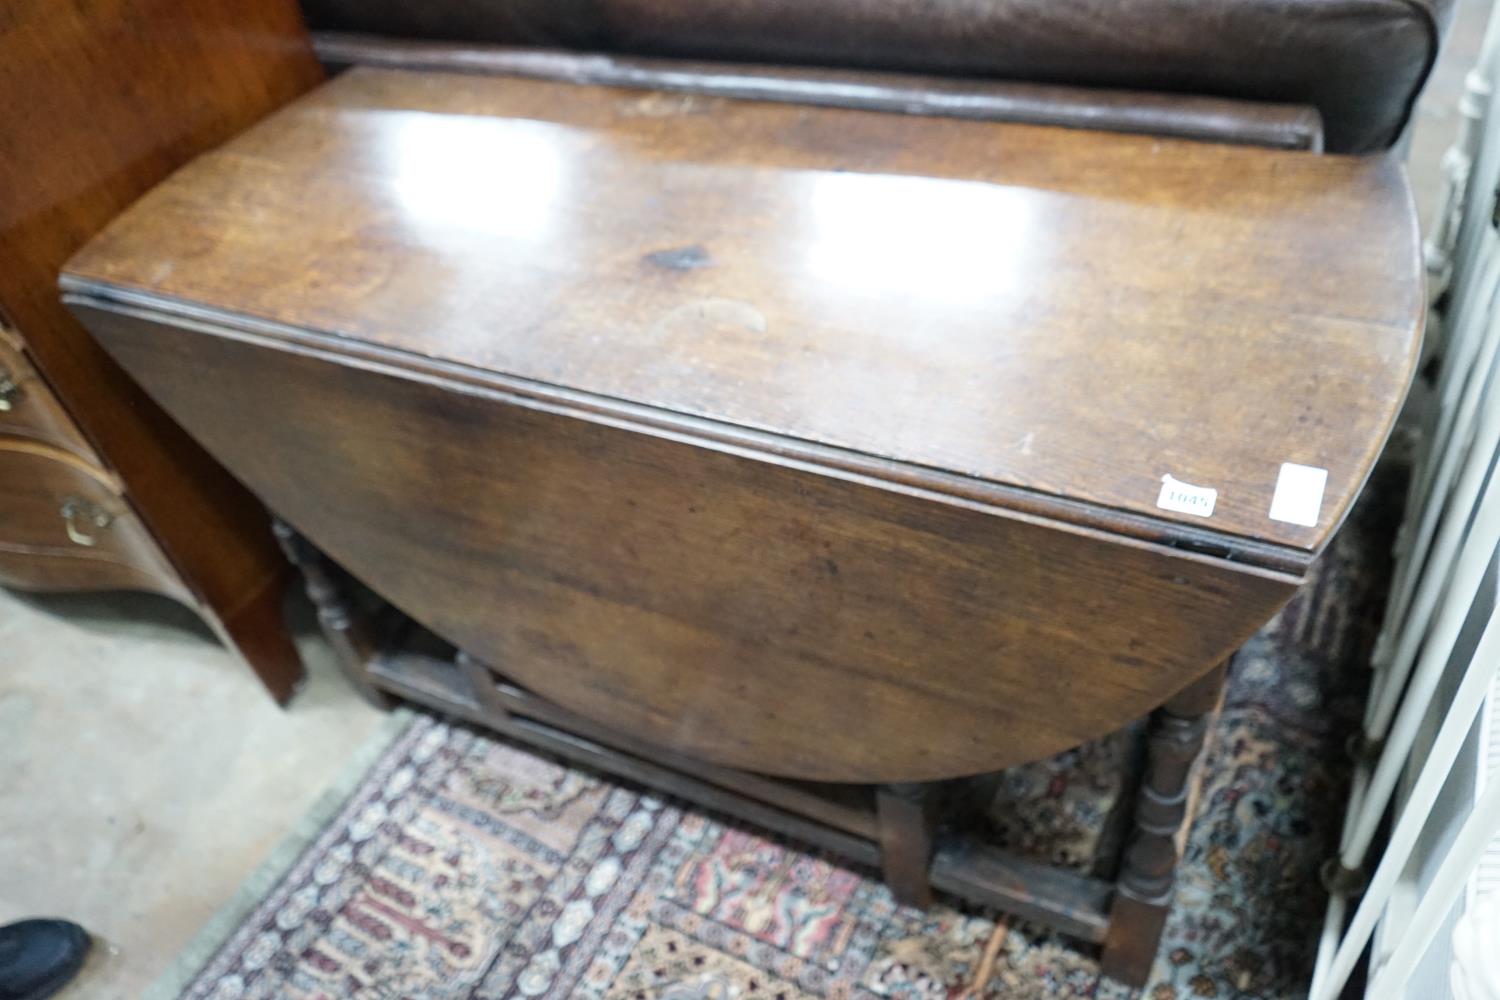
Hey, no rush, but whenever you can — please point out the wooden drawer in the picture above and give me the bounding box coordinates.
[0,439,186,600]
[0,322,96,460]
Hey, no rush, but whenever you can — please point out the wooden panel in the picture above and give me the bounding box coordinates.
[64,68,1423,557]
[0,440,186,601]
[70,302,1298,781]
[0,0,321,700]
[0,322,96,461]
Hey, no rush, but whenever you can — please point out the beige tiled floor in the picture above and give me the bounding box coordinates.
[0,7,1489,995]
[0,589,381,998]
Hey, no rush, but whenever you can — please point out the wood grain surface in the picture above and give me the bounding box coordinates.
[64,68,1423,558]
[69,300,1297,780]
[63,67,1419,776]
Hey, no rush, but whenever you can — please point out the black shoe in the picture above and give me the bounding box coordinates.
[0,920,90,1000]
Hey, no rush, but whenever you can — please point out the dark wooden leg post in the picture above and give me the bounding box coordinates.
[878,782,938,907]
[271,519,390,708]
[210,569,304,705]
[1100,660,1229,986]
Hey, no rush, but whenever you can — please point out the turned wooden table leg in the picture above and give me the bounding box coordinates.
[878,782,939,907]
[271,519,389,707]
[1100,659,1229,986]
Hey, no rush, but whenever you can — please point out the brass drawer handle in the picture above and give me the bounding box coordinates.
[0,367,20,412]
[59,496,113,547]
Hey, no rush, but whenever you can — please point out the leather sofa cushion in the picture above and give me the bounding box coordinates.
[299,0,1451,153]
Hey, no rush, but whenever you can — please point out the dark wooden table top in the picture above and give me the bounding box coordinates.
[66,67,1423,560]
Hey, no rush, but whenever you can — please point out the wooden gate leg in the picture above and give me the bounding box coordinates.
[878,782,939,907]
[1100,659,1229,986]
[271,519,389,708]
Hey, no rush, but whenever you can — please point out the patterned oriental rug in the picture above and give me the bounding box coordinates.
[151,465,1403,1000]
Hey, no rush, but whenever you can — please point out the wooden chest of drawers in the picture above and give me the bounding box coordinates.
[0,319,185,600]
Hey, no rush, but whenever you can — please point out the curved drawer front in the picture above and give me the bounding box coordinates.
[0,440,184,598]
[0,326,97,460]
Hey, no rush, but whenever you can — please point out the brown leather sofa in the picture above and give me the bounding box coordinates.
[300,0,1454,153]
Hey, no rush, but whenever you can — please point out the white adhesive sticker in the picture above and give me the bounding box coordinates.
[1269,462,1328,527]
[1156,473,1217,518]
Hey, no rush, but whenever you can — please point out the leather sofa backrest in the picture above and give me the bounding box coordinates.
[299,0,1452,153]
